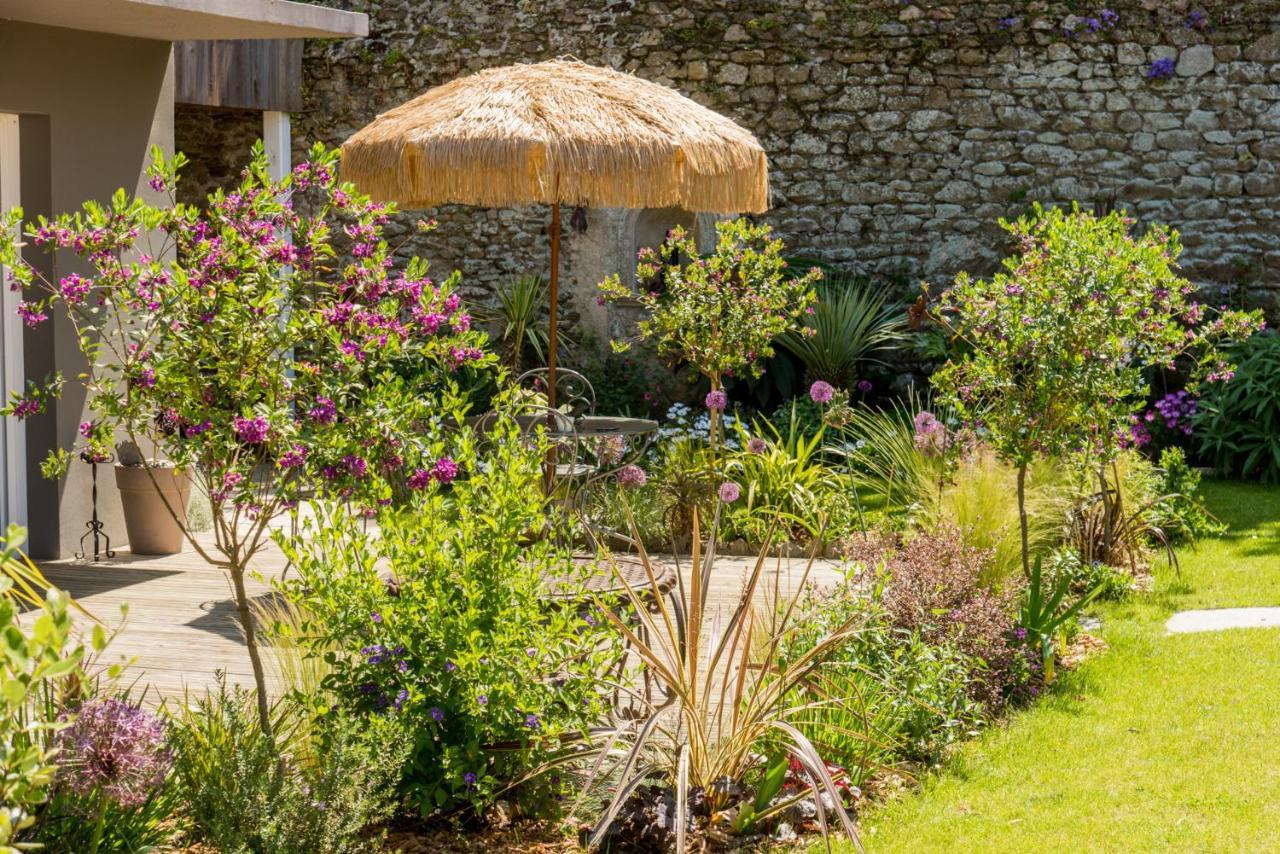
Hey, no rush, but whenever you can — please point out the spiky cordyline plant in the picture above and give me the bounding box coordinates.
[777,274,905,389]
[546,507,869,852]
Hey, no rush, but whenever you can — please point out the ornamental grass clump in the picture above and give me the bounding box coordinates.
[930,203,1261,579]
[0,142,492,739]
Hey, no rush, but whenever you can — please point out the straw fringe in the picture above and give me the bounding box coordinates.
[340,59,769,213]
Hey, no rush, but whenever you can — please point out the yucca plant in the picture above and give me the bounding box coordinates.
[778,275,905,389]
[478,274,575,372]
[559,508,868,852]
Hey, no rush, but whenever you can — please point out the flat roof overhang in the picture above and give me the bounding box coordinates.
[0,0,368,40]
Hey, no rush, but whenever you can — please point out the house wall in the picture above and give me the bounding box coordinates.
[177,0,1280,337]
[0,21,175,557]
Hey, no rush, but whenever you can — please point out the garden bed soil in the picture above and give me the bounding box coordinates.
[384,821,581,852]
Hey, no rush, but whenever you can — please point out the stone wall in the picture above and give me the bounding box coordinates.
[179,1,1280,329]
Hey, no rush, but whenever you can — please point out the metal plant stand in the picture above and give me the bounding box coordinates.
[75,451,116,562]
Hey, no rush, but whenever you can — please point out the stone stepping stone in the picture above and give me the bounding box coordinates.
[1166,607,1280,634]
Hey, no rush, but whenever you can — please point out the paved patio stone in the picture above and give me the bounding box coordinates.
[1165,607,1280,634]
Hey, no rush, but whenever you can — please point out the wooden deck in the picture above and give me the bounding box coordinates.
[36,532,846,703]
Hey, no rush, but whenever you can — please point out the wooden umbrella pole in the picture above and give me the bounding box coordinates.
[548,201,560,409]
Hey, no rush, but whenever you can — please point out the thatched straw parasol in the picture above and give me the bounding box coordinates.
[341,58,769,406]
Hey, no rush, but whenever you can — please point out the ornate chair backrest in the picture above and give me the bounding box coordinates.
[515,368,596,418]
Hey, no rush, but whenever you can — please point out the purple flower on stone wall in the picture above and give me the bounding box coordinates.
[1147,57,1176,80]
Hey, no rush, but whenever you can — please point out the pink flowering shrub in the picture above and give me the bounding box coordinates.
[599,219,820,448]
[0,143,492,736]
[854,524,1030,711]
[932,204,1262,576]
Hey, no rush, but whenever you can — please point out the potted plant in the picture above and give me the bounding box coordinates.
[113,441,189,555]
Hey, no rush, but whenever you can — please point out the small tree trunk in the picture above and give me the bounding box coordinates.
[230,560,274,743]
[708,373,722,453]
[1017,461,1031,579]
[1098,463,1115,564]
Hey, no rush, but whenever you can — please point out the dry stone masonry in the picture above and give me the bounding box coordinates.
[177,1,1280,325]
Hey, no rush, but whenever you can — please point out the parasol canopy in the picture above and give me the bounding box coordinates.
[340,58,769,213]
[339,59,769,411]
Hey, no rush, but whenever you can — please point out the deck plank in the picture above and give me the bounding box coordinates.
[34,531,846,704]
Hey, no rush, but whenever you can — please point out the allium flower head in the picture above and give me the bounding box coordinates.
[616,464,647,488]
[856,379,874,394]
[704,389,728,411]
[913,411,947,457]
[56,698,171,808]
[809,381,835,404]
[718,481,741,503]
[747,436,768,454]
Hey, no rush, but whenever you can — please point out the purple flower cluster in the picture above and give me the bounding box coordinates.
[432,456,459,484]
[233,414,269,444]
[342,454,368,479]
[11,395,40,420]
[704,389,727,411]
[17,301,47,328]
[210,471,243,504]
[616,464,647,488]
[307,396,336,425]
[57,273,92,305]
[809,380,835,404]
[913,410,947,457]
[406,456,459,490]
[1127,414,1152,449]
[56,698,171,808]
[277,443,308,469]
[1147,57,1176,80]
[1150,390,1197,435]
[718,481,741,503]
[1185,9,1209,31]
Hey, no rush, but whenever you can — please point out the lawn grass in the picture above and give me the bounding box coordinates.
[842,479,1280,854]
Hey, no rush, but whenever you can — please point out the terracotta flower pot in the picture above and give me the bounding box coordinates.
[114,464,190,555]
